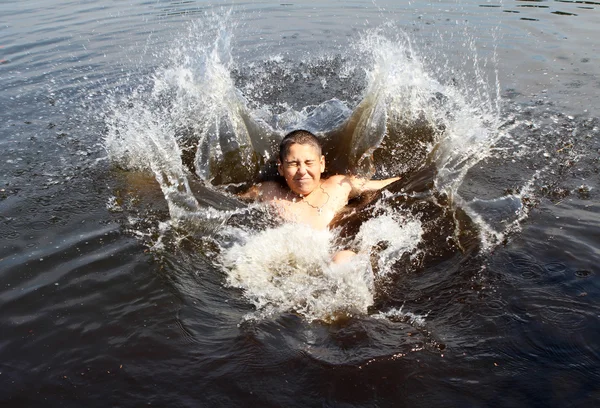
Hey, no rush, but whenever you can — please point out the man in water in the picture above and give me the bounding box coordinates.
[243,129,400,263]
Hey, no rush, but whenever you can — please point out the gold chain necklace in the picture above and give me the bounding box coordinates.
[299,184,330,215]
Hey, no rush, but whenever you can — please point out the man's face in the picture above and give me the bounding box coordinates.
[278,143,325,196]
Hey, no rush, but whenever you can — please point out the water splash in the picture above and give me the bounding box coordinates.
[220,224,372,322]
[104,12,266,230]
[104,15,514,321]
[219,216,423,322]
[351,26,504,194]
[354,209,423,276]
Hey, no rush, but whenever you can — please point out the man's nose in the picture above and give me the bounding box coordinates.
[297,164,307,175]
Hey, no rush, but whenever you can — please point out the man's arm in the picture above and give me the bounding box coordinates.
[347,175,400,199]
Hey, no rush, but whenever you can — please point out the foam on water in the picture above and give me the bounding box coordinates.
[372,306,428,328]
[220,212,422,322]
[221,224,372,322]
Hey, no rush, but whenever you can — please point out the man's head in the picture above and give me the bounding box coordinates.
[277,130,325,196]
[278,130,322,162]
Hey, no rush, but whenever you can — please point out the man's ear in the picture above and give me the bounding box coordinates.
[277,160,284,176]
[320,155,325,173]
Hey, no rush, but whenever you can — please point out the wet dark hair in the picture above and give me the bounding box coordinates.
[279,130,322,162]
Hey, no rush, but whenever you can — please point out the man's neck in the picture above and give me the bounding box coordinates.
[289,182,321,200]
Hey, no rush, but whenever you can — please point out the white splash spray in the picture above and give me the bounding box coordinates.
[354,27,503,194]
[355,211,423,276]
[104,15,511,323]
[220,223,374,322]
[104,12,263,227]
[220,210,422,322]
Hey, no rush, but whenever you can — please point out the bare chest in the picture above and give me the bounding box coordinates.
[270,193,346,230]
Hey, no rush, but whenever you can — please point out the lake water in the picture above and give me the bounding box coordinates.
[1,1,599,406]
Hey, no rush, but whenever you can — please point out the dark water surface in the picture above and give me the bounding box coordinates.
[1,1,599,407]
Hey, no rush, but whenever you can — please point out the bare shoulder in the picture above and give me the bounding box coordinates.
[322,174,353,189]
[240,181,285,202]
[321,175,354,201]
[322,174,364,194]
